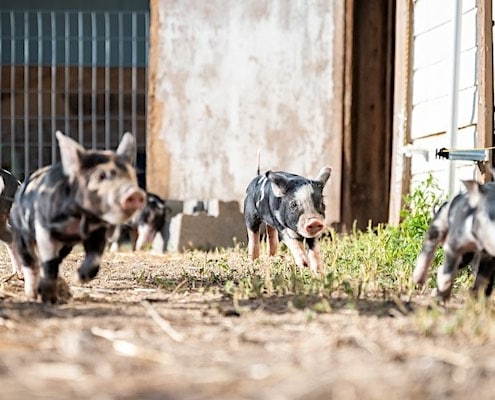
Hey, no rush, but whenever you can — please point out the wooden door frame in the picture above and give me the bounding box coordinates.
[388,0,413,224]
[334,0,395,230]
[388,0,494,223]
[477,0,494,180]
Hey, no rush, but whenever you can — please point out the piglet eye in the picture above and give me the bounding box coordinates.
[290,200,298,209]
[97,170,116,182]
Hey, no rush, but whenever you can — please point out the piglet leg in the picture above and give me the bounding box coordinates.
[247,229,261,260]
[79,227,107,282]
[283,236,309,270]
[307,238,322,274]
[413,206,448,285]
[435,246,461,300]
[266,225,279,256]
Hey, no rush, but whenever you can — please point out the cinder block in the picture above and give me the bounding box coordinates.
[163,200,246,252]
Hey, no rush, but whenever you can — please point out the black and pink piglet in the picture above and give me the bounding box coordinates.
[243,166,332,273]
[9,131,146,303]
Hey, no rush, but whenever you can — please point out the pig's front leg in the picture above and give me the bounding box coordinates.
[22,264,40,301]
[281,233,309,269]
[306,238,322,274]
[136,224,154,251]
[39,258,63,304]
[78,227,107,282]
[413,217,447,285]
[247,229,261,260]
[436,246,461,300]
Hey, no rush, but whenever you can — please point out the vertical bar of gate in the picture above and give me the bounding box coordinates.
[51,12,57,165]
[91,12,97,149]
[118,12,123,137]
[37,12,43,169]
[64,12,70,138]
[10,12,16,176]
[104,12,110,149]
[23,11,29,177]
[78,12,83,144]
[131,12,137,136]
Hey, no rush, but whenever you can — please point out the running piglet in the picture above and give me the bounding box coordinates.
[243,166,332,273]
[9,131,146,303]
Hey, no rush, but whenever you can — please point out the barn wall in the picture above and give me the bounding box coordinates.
[147,0,340,223]
[409,0,480,193]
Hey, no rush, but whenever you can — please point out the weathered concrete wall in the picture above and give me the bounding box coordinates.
[147,0,339,223]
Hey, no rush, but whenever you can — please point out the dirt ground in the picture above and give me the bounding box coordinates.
[0,248,493,400]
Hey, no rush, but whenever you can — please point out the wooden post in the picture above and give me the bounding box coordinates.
[340,0,354,231]
[388,0,413,225]
[146,0,171,198]
[477,0,494,181]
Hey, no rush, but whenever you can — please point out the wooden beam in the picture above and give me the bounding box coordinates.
[146,0,171,198]
[330,1,348,230]
[340,0,354,231]
[477,0,494,181]
[388,0,413,225]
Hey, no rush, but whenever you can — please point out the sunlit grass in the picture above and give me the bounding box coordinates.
[129,175,495,339]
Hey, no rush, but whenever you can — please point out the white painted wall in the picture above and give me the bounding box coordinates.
[148,0,338,222]
[409,0,480,194]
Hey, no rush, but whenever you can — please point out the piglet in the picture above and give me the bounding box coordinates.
[0,169,22,274]
[413,180,495,299]
[244,166,332,273]
[9,131,146,303]
[108,192,168,252]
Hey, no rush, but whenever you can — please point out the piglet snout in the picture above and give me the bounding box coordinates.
[121,188,146,212]
[304,218,325,237]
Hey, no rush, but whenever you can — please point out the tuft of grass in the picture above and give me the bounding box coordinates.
[414,294,495,343]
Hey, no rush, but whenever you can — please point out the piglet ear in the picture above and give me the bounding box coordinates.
[116,132,137,165]
[462,180,481,208]
[56,130,84,177]
[266,171,289,197]
[314,166,332,186]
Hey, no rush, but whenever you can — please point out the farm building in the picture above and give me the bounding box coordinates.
[0,0,494,232]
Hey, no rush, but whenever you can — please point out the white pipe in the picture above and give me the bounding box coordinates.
[447,0,463,196]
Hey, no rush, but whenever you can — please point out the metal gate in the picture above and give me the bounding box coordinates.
[0,6,149,185]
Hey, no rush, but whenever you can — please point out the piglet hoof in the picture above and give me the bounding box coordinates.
[38,278,58,304]
[432,287,451,303]
[24,288,38,302]
[78,265,100,283]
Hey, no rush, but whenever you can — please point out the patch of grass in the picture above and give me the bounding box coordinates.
[415,295,495,343]
[133,174,489,333]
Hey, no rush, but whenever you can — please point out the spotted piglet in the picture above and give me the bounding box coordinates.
[108,192,168,252]
[413,180,495,299]
[9,131,146,303]
[0,169,21,275]
[243,166,332,273]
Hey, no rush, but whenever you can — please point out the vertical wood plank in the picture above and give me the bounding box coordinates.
[341,0,354,231]
[477,0,493,181]
[389,0,413,225]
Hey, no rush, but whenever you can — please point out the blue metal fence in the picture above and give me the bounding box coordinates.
[0,8,149,182]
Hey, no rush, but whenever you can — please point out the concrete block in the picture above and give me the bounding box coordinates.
[163,200,246,252]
